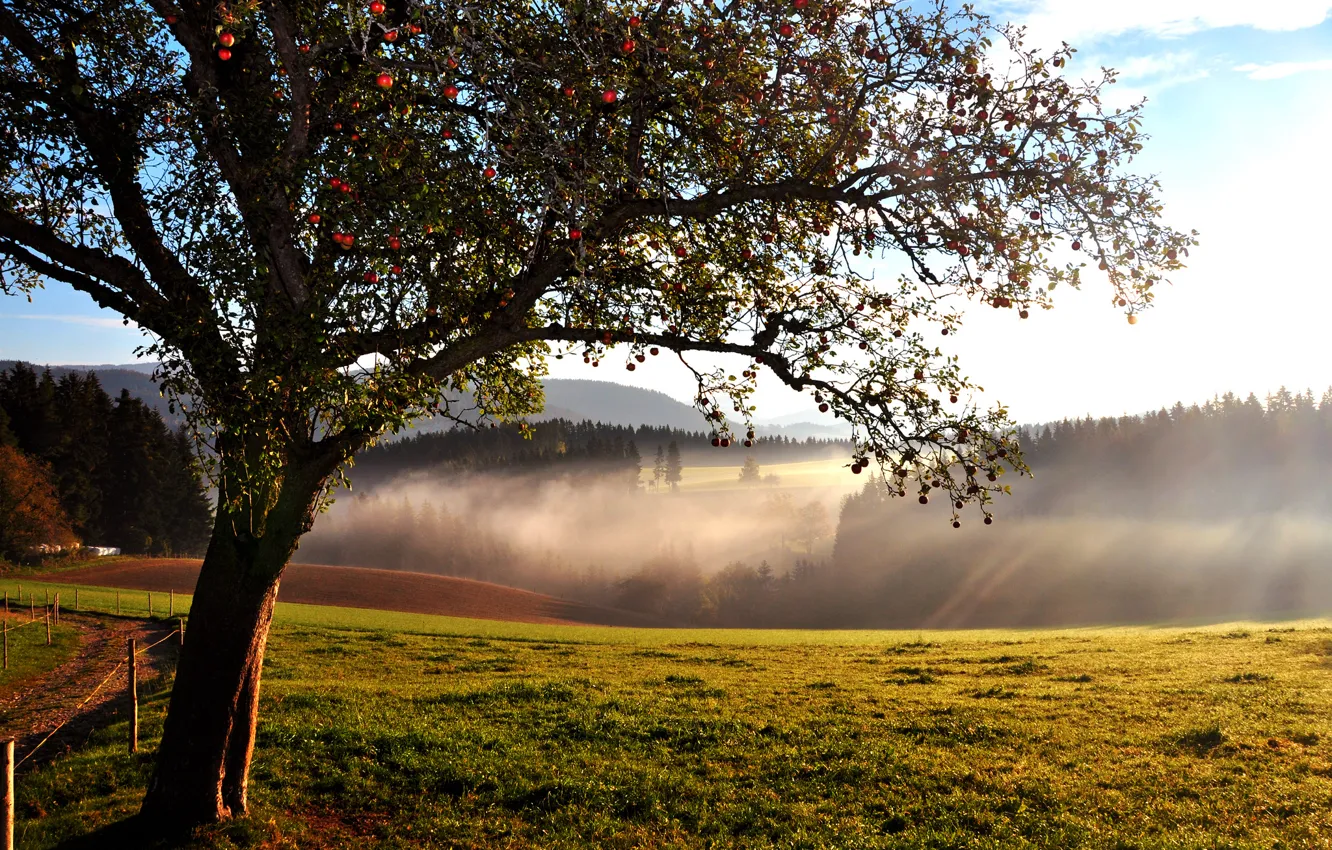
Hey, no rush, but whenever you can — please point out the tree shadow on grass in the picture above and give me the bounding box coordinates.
[54,814,192,849]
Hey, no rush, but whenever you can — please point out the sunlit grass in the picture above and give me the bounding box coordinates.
[7,597,1332,848]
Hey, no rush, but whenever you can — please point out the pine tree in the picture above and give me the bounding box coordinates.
[0,363,58,460]
[665,441,683,492]
[50,371,113,541]
[739,456,762,485]
[652,446,667,492]
[625,440,642,489]
[160,425,213,555]
[0,404,14,448]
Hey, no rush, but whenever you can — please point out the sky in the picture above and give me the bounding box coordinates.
[3,1,1331,425]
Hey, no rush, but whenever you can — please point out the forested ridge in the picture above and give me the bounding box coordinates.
[1016,387,1332,518]
[0,362,212,559]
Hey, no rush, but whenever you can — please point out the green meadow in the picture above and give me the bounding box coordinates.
[5,579,1332,849]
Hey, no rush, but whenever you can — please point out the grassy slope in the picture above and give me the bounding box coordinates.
[8,578,1332,849]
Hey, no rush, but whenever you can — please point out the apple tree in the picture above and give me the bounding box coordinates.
[0,0,1193,829]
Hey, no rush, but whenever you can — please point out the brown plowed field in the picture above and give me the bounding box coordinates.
[58,559,666,628]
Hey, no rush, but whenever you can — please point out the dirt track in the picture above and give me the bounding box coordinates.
[57,560,666,627]
[0,613,179,775]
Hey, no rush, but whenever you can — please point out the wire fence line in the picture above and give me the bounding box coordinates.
[12,626,181,770]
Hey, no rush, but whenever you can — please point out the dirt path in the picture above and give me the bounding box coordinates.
[0,612,180,774]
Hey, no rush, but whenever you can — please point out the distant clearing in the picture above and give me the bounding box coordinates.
[55,559,663,627]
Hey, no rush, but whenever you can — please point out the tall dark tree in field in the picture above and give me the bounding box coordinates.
[0,0,1192,829]
[666,440,684,491]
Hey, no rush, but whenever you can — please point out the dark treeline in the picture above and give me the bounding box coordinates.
[350,418,849,489]
[0,363,212,557]
[1016,387,1332,518]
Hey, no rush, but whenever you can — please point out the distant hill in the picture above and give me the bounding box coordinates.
[0,361,848,437]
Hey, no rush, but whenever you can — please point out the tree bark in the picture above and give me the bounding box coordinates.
[138,513,284,827]
[139,454,324,828]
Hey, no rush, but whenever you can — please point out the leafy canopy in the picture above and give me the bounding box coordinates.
[0,0,1193,525]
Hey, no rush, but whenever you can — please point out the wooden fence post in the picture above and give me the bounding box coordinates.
[28,598,33,621]
[53,593,58,626]
[116,589,120,616]
[3,619,7,671]
[3,739,13,850]
[45,606,50,646]
[128,638,138,753]
[169,589,174,618]
[178,618,185,647]
[74,588,78,611]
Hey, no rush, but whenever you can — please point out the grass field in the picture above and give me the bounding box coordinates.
[7,583,1332,848]
[0,611,79,695]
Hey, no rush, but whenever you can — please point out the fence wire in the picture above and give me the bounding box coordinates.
[12,620,182,768]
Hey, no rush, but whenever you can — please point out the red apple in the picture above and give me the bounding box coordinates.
[622,39,636,53]
[483,166,497,178]
[219,32,235,47]
[364,271,379,283]
[629,15,641,27]
[444,84,459,99]
[602,89,618,103]
[569,228,582,240]
[391,265,402,274]
[369,0,385,13]
[376,73,393,89]
[218,48,232,61]
[308,213,321,224]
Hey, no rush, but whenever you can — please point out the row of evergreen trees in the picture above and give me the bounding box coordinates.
[351,418,844,489]
[0,363,212,557]
[1015,387,1332,517]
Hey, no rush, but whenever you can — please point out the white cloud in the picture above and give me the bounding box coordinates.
[1234,58,1332,79]
[1060,51,1210,110]
[0,313,136,329]
[990,1,1332,45]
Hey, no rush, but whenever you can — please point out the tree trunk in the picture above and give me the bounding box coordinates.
[139,454,326,829]
[138,514,285,827]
